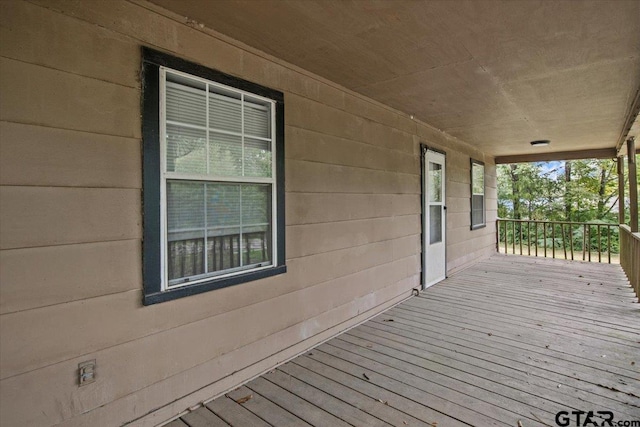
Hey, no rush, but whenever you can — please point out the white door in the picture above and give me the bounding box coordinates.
[424,149,446,288]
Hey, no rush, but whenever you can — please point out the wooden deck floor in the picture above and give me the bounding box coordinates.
[167,255,640,427]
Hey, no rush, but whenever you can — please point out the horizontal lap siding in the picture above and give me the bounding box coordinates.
[0,122,141,188]
[0,1,494,426]
[446,158,498,272]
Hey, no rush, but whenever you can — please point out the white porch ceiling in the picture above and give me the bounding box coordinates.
[150,0,640,157]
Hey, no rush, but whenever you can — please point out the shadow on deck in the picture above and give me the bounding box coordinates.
[167,255,640,427]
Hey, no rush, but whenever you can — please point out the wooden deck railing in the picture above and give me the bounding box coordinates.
[619,225,640,300]
[496,219,619,263]
[168,231,269,281]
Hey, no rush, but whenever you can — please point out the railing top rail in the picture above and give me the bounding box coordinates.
[620,224,640,241]
[496,218,618,226]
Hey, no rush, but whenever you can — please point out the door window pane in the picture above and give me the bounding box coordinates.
[429,162,442,202]
[429,205,442,244]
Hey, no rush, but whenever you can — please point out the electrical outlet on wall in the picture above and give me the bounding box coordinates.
[78,360,96,386]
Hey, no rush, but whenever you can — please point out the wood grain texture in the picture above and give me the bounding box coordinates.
[173,255,639,427]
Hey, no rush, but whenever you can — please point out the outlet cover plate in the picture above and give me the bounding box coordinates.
[78,360,96,386]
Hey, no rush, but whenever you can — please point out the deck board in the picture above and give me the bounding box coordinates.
[181,406,229,427]
[226,385,312,427]
[176,255,640,426]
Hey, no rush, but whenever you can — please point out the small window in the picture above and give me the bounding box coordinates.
[470,159,485,230]
[142,48,286,305]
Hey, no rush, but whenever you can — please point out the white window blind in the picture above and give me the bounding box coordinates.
[162,70,275,288]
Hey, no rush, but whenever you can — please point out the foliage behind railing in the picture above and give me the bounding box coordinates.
[496,219,619,263]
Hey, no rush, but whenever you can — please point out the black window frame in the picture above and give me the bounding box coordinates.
[470,158,486,230]
[141,47,286,305]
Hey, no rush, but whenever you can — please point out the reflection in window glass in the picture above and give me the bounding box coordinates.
[472,162,484,195]
[429,162,442,202]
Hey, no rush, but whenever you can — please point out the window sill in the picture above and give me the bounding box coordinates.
[470,224,487,230]
[143,265,287,305]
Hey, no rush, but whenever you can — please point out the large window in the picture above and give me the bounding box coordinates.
[142,48,285,305]
[471,159,485,229]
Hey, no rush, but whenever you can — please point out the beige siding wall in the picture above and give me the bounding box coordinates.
[0,1,496,426]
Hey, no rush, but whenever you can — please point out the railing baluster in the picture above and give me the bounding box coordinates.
[607,225,611,264]
[569,223,574,260]
[495,219,618,264]
[519,222,523,255]
[587,225,591,262]
[552,223,556,259]
[504,220,508,254]
[562,224,567,260]
[583,224,586,261]
[597,225,601,263]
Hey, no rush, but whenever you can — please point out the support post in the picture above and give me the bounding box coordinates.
[628,138,638,232]
[618,156,625,225]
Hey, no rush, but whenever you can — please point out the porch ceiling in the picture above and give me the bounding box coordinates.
[150,0,640,157]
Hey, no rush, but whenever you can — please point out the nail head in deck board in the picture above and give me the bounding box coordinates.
[205,396,271,427]
[225,385,312,427]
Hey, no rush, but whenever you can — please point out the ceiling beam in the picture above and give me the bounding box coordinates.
[495,148,617,164]
[616,87,640,155]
